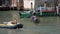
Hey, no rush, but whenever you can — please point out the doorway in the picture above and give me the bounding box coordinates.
[0,0,2,6]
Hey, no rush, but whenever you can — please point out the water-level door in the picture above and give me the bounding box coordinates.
[0,0,2,6]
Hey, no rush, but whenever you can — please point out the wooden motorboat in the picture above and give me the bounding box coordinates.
[0,23,23,29]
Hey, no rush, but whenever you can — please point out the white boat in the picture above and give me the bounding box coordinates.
[0,23,23,29]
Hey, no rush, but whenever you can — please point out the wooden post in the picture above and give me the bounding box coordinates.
[40,2,42,16]
[56,6,59,15]
[9,0,11,11]
[44,0,47,16]
[11,0,15,10]
[31,2,33,10]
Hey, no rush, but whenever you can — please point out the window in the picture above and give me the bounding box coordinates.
[2,0,11,7]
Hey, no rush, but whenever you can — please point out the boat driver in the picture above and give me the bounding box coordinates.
[11,19,17,24]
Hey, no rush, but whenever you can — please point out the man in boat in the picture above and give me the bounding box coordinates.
[31,13,36,22]
[11,19,17,24]
[31,12,39,23]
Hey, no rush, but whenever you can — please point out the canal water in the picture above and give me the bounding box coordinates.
[0,11,60,34]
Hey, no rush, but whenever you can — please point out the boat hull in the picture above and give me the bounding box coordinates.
[0,24,23,29]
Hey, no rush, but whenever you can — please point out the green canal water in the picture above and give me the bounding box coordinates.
[0,11,60,34]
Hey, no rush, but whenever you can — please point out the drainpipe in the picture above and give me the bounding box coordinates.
[17,0,20,11]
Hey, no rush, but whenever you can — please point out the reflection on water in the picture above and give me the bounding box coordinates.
[0,11,60,34]
[8,30,12,34]
[8,29,18,34]
[0,11,20,23]
[7,28,40,34]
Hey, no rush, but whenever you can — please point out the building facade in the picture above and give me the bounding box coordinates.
[0,0,23,10]
[34,0,58,11]
[23,0,35,10]
[0,0,58,10]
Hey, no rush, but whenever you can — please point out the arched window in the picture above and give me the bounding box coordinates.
[2,0,11,7]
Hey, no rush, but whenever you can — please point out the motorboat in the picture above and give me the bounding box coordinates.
[0,23,23,29]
